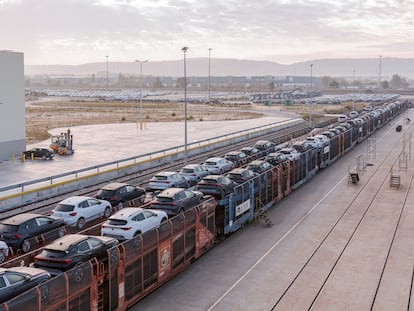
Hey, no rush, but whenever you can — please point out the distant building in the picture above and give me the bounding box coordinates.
[26,74,322,89]
[0,50,25,160]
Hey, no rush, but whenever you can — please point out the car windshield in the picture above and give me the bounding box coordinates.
[204,161,217,166]
[0,224,18,233]
[155,196,174,202]
[181,168,194,174]
[247,165,260,170]
[107,219,128,226]
[96,189,113,197]
[228,173,242,179]
[202,178,219,184]
[54,204,75,212]
[40,249,67,257]
[153,175,168,180]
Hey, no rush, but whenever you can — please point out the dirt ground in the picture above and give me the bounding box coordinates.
[25,99,262,144]
[25,97,358,144]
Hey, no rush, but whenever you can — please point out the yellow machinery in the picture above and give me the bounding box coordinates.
[50,129,74,155]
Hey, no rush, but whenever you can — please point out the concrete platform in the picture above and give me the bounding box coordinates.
[131,110,414,310]
[0,106,298,188]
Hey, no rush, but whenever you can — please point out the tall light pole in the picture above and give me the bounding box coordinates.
[378,55,382,90]
[135,59,148,130]
[309,63,313,128]
[106,55,109,90]
[352,69,355,111]
[182,46,189,163]
[208,47,212,104]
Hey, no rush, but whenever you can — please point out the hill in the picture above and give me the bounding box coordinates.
[25,57,414,79]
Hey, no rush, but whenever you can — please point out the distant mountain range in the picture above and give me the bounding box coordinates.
[25,57,414,79]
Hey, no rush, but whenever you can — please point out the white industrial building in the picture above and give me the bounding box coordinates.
[0,50,25,160]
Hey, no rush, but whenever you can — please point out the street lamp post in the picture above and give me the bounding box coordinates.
[309,64,313,128]
[352,69,355,111]
[135,59,148,130]
[378,55,382,90]
[208,48,212,104]
[182,47,189,164]
[106,56,109,90]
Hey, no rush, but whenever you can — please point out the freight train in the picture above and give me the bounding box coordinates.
[0,100,408,310]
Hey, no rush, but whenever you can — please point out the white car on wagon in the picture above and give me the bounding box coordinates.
[101,207,167,241]
[202,157,234,175]
[51,196,112,230]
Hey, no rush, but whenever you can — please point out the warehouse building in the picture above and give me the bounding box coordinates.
[0,50,25,160]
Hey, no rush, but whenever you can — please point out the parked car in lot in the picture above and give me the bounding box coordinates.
[101,207,167,241]
[33,234,118,275]
[95,182,146,210]
[0,267,51,304]
[148,171,190,191]
[0,213,65,253]
[247,160,274,174]
[178,164,209,186]
[265,152,289,166]
[224,151,249,167]
[21,148,54,160]
[240,146,261,160]
[254,140,276,155]
[196,175,237,199]
[279,147,302,160]
[226,168,258,184]
[150,188,204,216]
[202,157,234,174]
[51,196,112,230]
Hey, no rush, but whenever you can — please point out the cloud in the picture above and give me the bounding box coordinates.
[0,0,413,65]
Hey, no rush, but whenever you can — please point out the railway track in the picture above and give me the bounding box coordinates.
[133,107,413,311]
[2,121,313,219]
[265,122,414,310]
[0,102,408,309]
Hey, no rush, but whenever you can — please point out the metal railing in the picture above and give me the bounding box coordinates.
[0,118,304,198]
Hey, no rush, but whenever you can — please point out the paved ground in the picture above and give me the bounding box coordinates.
[130,109,414,310]
[0,107,298,188]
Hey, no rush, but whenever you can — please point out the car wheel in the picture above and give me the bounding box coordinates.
[161,217,167,223]
[58,227,65,237]
[104,206,111,218]
[117,202,124,210]
[179,208,184,213]
[42,155,46,160]
[220,190,226,199]
[134,230,141,237]
[138,195,145,204]
[21,239,31,253]
[77,218,86,230]
[0,251,5,264]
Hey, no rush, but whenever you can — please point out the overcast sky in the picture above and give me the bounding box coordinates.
[1,0,413,65]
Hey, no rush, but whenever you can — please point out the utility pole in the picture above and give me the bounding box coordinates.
[135,59,148,130]
[106,55,109,90]
[182,46,189,164]
[208,47,212,104]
